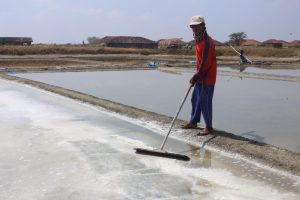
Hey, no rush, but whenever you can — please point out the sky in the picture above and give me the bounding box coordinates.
[0,0,299,44]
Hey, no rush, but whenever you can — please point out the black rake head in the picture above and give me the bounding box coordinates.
[134,148,190,161]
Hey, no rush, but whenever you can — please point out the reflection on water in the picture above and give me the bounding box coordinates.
[220,66,300,76]
[14,70,300,153]
[191,148,212,168]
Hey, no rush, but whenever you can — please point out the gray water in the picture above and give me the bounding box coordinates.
[15,70,300,153]
[220,66,300,77]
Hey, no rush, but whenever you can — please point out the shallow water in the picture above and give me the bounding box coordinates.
[0,78,299,200]
[15,70,300,153]
[220,66,300,76]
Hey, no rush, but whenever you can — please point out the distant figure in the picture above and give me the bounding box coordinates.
[239,50,250,65]
[186,43,192,49]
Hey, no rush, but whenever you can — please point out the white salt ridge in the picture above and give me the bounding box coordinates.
[1,78,299,199]
[7,79,300,182]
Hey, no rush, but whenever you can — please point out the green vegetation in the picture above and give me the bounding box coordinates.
[228,32,247,46]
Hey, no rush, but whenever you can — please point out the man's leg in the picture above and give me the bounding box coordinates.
[190,83,202,124]
[198,84,214,135]
[182,83,202,129]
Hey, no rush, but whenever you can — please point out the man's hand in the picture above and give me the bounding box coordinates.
[190,74,198,86]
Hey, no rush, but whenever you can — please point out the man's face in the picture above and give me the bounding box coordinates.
[190,24,205,35]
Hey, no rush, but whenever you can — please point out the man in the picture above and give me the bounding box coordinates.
[240,50,249,65]
[182,15,217,136]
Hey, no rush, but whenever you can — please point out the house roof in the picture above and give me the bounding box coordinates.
[96,36,156,44]
[263,39,289,45]
[277,40,290,45]
[263,39,280,44]
[291,40,300,44]
[291,40,300,47]
[241,39,261,46]
[263,39,291,47]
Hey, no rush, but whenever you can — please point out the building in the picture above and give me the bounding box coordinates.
[262,39,290,48]
[290,40,300,48]
[241,39,261,46]
[277,40,290,47]
[96,36,157,49]
[158,38,185,49]
[0,37,33,45]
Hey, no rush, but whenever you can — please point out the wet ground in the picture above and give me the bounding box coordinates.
[220,66,300,77]
[1,78,300,200]
[1,54,300,73]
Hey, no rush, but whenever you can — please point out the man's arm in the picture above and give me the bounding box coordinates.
[190,36,211,85]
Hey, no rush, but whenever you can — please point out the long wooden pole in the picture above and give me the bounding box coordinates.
[230,45,252,64]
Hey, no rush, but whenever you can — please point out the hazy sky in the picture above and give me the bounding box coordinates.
[1,0,299,44]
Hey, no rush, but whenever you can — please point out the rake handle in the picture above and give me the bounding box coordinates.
[160,84,193,150]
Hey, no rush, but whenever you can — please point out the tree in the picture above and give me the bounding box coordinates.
[229,32,247,46]
[87,36,99,44]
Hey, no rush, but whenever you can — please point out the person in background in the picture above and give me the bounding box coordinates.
[240,49,249,65]
[182,15,217,136]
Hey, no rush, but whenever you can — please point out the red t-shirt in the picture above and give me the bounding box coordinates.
[195,35,217,86]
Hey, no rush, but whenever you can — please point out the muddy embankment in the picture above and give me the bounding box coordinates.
[0,54,300,176]
[1,54,300,82]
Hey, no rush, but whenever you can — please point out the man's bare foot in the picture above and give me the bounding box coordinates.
[197,128,213,136]
[181,122,197,129]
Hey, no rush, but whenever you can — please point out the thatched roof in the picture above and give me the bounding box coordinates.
[158,38,183,45]
[97,36,156,44]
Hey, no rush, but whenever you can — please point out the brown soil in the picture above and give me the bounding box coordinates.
[1,54,300,71]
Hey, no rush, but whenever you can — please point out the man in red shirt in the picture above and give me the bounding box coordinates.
[182,15,217,135]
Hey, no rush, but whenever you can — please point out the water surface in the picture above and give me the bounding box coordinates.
[220,66,300,77]
[15,70,300,153]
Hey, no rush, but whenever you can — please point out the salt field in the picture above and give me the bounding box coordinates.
[0,78,300,199]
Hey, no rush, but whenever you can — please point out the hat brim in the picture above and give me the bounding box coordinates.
[189,22,203,26]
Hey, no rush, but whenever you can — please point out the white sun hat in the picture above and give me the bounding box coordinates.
[189,15,205,26]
